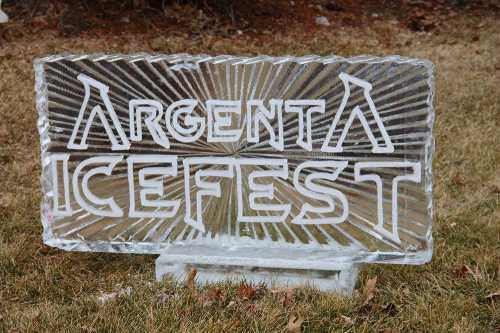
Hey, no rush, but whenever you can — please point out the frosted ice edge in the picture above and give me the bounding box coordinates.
[34,57,56,248]
[34,53,430,66]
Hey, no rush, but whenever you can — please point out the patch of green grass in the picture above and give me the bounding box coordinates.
[1,9,499,333]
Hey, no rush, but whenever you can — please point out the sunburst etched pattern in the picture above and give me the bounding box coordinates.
[35,54,434,265]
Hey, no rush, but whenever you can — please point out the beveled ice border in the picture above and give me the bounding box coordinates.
[34,53,435,265]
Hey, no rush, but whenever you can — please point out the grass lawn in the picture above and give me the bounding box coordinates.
[0,1,499,332]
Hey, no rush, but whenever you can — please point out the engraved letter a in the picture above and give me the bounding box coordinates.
[67,74,130,151]
[321,73,394,154]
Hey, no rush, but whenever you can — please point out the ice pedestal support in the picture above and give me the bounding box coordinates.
[155,245,360,295]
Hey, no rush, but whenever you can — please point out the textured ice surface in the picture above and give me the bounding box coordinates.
[35,54,434,265]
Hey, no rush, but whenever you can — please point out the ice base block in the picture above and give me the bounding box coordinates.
[155,245,360,295]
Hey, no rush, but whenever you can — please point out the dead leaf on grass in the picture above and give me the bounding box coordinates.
[207,287,223,300]
[185,267,197,289]
[485,290,500,302]
[338,315,354,325]
[237,282,258,300]
[37,244,59,256]
[362,276,377,305]
[247,303,261,312]
[455,265,481,281]
[200,287,224,306]
[455,264,471,278]
[452,173,464,186]
[287,314,304,333]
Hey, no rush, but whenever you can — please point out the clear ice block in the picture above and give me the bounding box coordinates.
[35,54,434,278]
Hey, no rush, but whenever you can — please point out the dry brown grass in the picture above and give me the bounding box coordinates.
[0,4,499,332]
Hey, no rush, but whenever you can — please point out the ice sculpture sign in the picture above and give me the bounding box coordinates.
[35,54,434,293]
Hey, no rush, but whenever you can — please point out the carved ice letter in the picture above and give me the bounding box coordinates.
[354,161,421,244]
[183,157,234,232]
[72,156,124,217]
[166,99,205,143]
[50,154,72,217]
[285,100,325,151]
[68,74,130,151]
[127,155,180,218]
[322,73,394,153]
[292,160,349,224]
[207,100,243,142]
[246,99,284,151]
[129,99,169,148]
[235,159,291,223]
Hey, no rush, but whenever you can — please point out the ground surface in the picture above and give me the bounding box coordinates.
[0,1,499,332]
